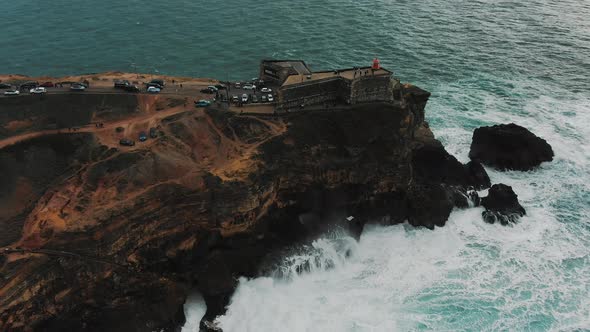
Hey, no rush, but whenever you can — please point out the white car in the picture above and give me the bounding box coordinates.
[267,94,274,102]
[30,87,46,94]
[147,86,161,93]
[261,87,272,93]
[241,94,248,103]
[243,84,256,90]
[4,90,19,96]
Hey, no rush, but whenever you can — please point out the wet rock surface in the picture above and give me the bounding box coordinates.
[469,123,554,171]
[481,183,526,225]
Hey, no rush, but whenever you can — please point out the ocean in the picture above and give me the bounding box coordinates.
[2,0,589,331]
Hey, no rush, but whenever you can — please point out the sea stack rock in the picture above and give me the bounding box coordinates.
[469,123,554,171]
[481,184,526,225]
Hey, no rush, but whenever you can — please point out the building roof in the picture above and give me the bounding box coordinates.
[282,66,391,87]
[261,60,311,76]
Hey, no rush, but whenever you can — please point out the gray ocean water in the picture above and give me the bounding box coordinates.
[3,1,590,331]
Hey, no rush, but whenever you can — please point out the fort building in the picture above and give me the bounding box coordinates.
[259,60,312,86]
[260,59,400,110]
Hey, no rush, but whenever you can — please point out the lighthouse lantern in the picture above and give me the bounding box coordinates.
[372,58,380,70]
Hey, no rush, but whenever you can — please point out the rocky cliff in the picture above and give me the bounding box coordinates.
[0,86,488,331]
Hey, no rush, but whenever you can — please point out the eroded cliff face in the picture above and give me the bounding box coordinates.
[0,87,487,331]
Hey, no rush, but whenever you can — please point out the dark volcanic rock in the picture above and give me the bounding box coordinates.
[469,123,554,171]
[407,184,454,229]
[481,184,526,225]
[464,161,491,189]
[411,144,490,190]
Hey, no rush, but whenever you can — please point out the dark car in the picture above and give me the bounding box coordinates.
[0,83,12,89]
[20,81,39,90]
[149,79,165,87]
[115,127,125,133]
[200,87,216,94]
[124,85,140,92]
[214,84,227,90]
[70,83,86,91]
[114,80,130,89]
[119,138,135,146]
[252,94,259,103]
[139,131,147,142]
[149,128,157,138]
[40,82,54,88]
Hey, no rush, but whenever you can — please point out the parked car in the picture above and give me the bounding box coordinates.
[40,82,54,88]
[261,94,267,102]
[243,84,256,90]
[30,87,46,94]
[146,82,163,90]
[3,90,19,96]
[200,87,216,94]
[147,86,161,93]
[207,85,218,91]
[124,85,140,92]
[150,79,165,87]
[114,80,130,89]
[252,94,259,103]
[20,81,39,91]
[0,83,11,89]
[119,138,135,146]
[214,84,226,90]
[149,127,157,138]
[70,83,86,91]
[139,132,147,142]
[234,82,241,89]
[195,99,211,107]
[261,87,272,93]
[267,94,274,102]
[231,95,239,103]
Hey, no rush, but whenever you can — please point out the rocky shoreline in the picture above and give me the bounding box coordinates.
[0,72,546,331]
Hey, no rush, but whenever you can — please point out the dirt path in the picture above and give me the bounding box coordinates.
[0,103,196,150]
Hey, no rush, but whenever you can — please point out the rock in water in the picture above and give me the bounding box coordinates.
[481,184,526,225]
[469,123,554,171]
[464,161,491,189]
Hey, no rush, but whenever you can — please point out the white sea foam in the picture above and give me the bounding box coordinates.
[182,291,206,332]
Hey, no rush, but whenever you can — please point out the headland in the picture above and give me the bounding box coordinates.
[0,60,490,331]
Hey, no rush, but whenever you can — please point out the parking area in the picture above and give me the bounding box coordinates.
[0,75,217,99]
[216,79,280,106]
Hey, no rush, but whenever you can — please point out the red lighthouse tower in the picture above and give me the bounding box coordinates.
[372,58,380,70]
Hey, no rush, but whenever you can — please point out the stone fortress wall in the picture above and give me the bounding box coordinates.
[261,60,400,110]
[278,77,349,109]
[350,74,395,104]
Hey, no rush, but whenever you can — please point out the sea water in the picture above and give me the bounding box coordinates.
[2,0,588,331]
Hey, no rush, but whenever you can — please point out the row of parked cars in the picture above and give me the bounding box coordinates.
[114,79,165,93]
[233,93,274,104]
[1,81,88,95]
[119,128,158,146]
